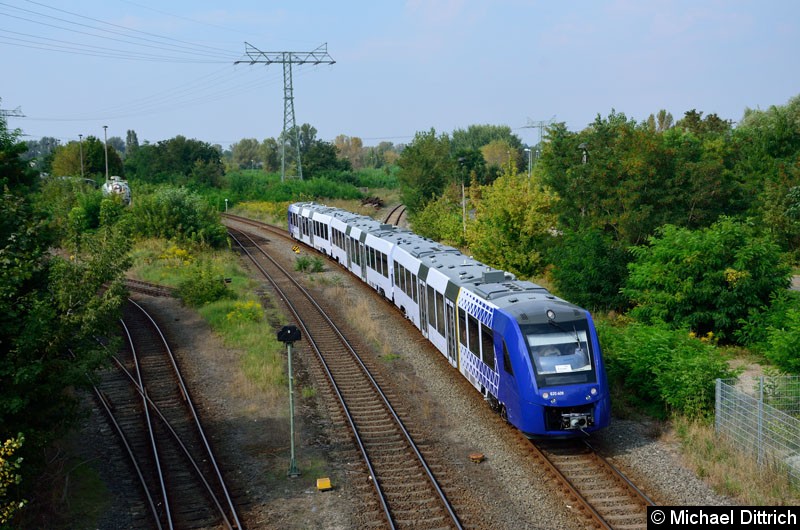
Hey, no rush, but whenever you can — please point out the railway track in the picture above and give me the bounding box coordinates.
[525,437,655,529]
[92,299,241,530]
[382,203,406,225]
[125,278,176,298]
[227,226,465,530]
[222,213,656,529]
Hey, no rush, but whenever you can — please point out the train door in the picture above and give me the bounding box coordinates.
[445,299,457,368]
[419,280,428,338]
[360,241,367,281]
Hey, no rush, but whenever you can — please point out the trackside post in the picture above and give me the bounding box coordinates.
[277,325,302,477]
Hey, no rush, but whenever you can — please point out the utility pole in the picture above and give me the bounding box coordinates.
[522,115,555,162]
[235,43,335,181]
[103,125,109,181]
[78,134,84,178]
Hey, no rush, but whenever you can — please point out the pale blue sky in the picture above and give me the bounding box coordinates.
[2,0,798,148]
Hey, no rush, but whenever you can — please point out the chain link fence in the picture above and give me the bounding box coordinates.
[715,376,800,487]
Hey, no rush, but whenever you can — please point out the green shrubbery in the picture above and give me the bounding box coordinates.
[549,228,631,311]
[623,217,791,342]
[597,319,736,418]
[295,255,324,273]
[129,186,228,247]
[176,260,231,307]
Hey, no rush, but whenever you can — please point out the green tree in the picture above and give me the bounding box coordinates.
[467,160,558,277]
[410,185,467,247]
[125,129,139,157]
[451,124,523,153]
[51,136,123,181]
[124,135,223,186]
[1,113,131,516]
[623,217,791,342]
[732,95,800,251]
[231,138,261,169]
[303,140,351,178]
[259,138,280,172]
[549,228,631,311]
[0,111,36,191]
[539,111,740,246]
[23,136,60,174]
[397,128,454,213]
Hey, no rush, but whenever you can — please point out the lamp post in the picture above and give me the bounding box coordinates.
[277,325,302,477]
[103,125,109,181]
[524,148,532,178]
[457,157,467,238]
[78,134,84,178]
[224,198,228,212]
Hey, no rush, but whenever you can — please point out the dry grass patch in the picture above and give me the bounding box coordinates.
[673,417,800,505]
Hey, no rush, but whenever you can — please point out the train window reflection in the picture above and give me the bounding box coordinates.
[527,331,591,375]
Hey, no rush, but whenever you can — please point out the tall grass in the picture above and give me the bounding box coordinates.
[129,238,286,399]
[673,417,800,505]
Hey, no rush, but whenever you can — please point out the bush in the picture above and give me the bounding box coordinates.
[409,190,466,247]
[549,228,631,311]
[597,319,736,418]
[177,260,231,307]
[623,217,791,342]
[765,306,800,373]
[295,255,324,273]
[129,186,228,247]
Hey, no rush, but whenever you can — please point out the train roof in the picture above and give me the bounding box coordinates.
[292,202,583,318]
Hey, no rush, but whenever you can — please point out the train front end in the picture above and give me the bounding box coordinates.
[501,300,611,437]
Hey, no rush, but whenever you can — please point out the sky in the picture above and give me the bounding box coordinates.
[1,0,799,149]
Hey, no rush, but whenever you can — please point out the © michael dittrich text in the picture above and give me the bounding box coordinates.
[671,508,797,525]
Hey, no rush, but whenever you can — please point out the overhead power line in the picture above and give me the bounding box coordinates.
[235,42,335,181]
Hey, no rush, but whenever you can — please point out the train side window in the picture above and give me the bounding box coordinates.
[381,253,388,278]
[458,308,467,346]
[411,274,418,302]
[394,261,400,285]
[427,285,436,329]
[502,340,514,376]
[436,292,445,335]
[481,323,494,368]
[468,314,479,356]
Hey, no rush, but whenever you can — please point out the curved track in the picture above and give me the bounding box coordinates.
[93,299,242,530]
[382,204,406,226]
[228,226,464,530]
[223,213,657,529]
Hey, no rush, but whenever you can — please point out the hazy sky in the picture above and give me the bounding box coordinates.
[2,0,798,148]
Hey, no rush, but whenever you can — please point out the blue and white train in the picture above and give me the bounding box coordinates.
[288,202,611,437]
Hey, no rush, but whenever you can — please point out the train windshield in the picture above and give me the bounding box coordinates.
[521,324,597,388]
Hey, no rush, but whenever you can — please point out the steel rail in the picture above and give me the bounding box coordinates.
[229,227,463,530]
[120,299,241,530]
[120,317,174,529]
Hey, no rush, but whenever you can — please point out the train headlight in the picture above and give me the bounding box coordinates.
[590,387,597,396]
[542,392,549,399]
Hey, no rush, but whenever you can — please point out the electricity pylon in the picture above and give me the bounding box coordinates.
[235,43,335,181]
[0,106,25,118]
[522,115,555,161]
